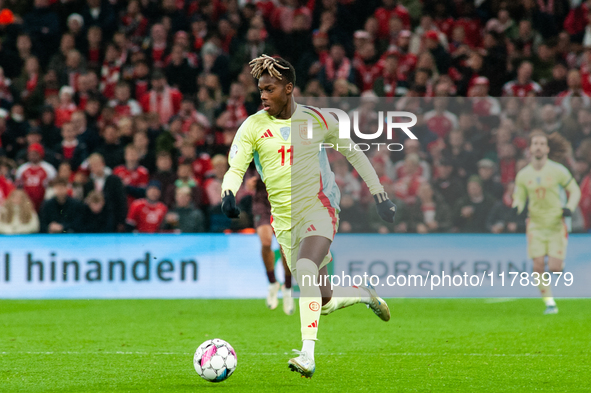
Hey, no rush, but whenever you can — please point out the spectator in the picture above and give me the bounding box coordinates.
[452,175,496,233]
[145,23,169,69]
[113,145,149,206]
[487,182,526,234]
[54,86,77,128]
[13,56,44,119]
[4,104,31,159]
[15,128,56,168]
[424,30,451,74]
[95,124,124,169]
[423,97,458,140]
[391,139,431,180]
[49,33,78,76]
[83,153,127,231]
[0,157,16,205]
[373,51,408,97]
[39,178,83,233]
[477,158,504,200]
[24,0,61,68]
[99,43,123,100]
[205,154,230,232]
[392,153,425,205]
[319,43,355,95]
[442,129,478,180]
[81,0,117,41]
[0,189,39,234]
[38,105,61,149]
[178,141,212,185]
[15,143,56,211]
[502,61,542,97]
[133,131,156,174]
[140,70,183,126]
[81,190,114,233]
[108,82,142,121]
[83,26,104,70]
[120,0,149,47]
[165,44,198,96]
[164,161,202,209]
[339,192,369,233]
[163,186,206,233]
[230,27,277,78]
[53,122,87,171]
[407,182,452,233]
[43,161,76,201]
[126,180,167,233]
[151,151,176,200]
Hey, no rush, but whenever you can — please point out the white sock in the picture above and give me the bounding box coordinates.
[544,297,556,307]
[301,339,315,360]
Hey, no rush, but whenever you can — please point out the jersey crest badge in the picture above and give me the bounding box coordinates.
[299,124,310,139]
[230,144,238,159]
[280,126,290,141]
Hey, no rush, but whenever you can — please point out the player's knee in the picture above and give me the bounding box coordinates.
[322,296,332,306]
[532,258,545,273]
[548,258,564,272]
[296,258,318,279]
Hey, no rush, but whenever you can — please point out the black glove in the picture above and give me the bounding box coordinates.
[221,190,240,218]
[562,208,572,217]
[373,192,397,223]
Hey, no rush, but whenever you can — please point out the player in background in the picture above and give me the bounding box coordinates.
[220,55,396,378]
[251,176,294,315]
[513,131,581,314]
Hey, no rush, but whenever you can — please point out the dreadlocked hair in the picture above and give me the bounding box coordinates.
[249,54,296,85]
[529,130,572,165]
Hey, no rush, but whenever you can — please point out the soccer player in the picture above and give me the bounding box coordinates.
[513,131,581,314]
[251,176,294,315]
[220,55,396,378]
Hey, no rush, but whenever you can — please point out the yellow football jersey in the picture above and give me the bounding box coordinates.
[221,103,384,232]
[513,159,581,229]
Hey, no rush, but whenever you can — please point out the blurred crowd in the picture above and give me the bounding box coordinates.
[0,0,590,234]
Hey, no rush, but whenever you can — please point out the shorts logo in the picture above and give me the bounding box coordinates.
[309,302,320,311]
[306,224,317,233]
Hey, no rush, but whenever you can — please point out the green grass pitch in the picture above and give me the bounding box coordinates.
[1,298,590,392]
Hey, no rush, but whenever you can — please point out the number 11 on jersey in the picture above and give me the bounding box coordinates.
[278,145,293,166]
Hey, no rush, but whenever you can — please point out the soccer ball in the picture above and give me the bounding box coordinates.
[193,339,237,382]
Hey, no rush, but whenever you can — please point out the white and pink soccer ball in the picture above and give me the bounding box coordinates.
[193,339,237,382]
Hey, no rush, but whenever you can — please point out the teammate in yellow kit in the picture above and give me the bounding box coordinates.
[513,131,581,314]
[220,55,396,378]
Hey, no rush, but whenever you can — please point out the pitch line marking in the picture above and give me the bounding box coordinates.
[0,351,564,357]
